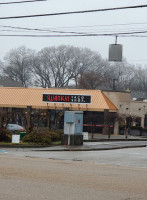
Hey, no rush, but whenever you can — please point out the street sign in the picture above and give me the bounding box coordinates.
[109,44,123,62]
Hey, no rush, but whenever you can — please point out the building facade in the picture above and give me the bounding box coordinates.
[104,91,147,134]
[0,87,117,134]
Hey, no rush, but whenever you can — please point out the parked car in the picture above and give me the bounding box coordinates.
[7,124,25,132]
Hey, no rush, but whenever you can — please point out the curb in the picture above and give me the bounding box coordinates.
[32,145,147,152]
[1,140,147,150]
[0,145,50,148]
[84,139,147,142]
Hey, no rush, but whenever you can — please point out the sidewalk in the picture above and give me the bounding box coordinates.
[1,134,147,151]
[32,138,147,152]
[87,133,147,141]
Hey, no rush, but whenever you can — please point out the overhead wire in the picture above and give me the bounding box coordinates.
[1,24,147,35]
[0,4,147,20]
[0,4,146,63]
[51,22,147,29]
[0,5,147,37]
[0,0,46,5]
[0,25,90,35]
[0,29,147,37]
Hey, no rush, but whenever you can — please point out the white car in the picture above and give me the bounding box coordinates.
[7,124,25,132]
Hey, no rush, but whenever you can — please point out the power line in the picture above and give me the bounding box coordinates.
[53,22,147,29]
[0,30,147,37]
[0,24,93,35]
[0,4,147,20]
[0,0,46,5]
[1,23,147,37]
[122,34,147,37]
[0,34,95,37]
[1,22,147,31]
[1,24,147,36]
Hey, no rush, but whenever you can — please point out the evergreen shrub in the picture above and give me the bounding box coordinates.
[51,129,64,141]
[22,128,51,145]
[0,128,11,142]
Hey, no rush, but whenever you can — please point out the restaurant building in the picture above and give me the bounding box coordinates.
[0,87,118,134]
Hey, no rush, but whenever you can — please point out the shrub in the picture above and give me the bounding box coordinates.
[22,128,51,145]
[50,129,64,141]
[0,128,11,142]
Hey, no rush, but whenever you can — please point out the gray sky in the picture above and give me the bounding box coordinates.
[0,0,147,66]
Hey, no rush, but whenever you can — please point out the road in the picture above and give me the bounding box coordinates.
[1,141,147,168]
[0,145,147,200]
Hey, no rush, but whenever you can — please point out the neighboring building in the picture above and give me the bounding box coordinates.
[103,90,147,132]
[0,77,24,87]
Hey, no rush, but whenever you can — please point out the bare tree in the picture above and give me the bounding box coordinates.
[108,60,135,91]
[32,45,109,88]
[72,48,107,87]
[31,53,52,88]
[130,65,147,91]
[0,60,4,75]
[33,45,76,88]
[1,45,147,92]
[3,46,35,87]
[78,71,108,89]
[0,108,12,128]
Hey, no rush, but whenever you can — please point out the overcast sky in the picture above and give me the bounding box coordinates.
[0,0,147,66]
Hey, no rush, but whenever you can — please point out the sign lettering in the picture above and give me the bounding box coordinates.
[43,94,91,104]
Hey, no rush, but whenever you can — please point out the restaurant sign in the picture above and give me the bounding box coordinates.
[43,94,91,104]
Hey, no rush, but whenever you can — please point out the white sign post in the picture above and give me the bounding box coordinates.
[82,132,89,140]
[12,135,20,144]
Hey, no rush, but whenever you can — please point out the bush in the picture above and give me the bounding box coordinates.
[0,127,11,142]
[50,129,64,141]
[22,128,51,145]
